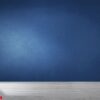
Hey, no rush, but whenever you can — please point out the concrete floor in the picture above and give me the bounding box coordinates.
[0,82,100,100]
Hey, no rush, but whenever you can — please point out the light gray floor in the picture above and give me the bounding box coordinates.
[0,82,100,100]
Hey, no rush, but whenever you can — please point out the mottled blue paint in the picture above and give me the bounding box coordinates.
[0,0,100,81]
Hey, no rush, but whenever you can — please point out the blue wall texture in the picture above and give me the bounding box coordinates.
[0,0,100,81]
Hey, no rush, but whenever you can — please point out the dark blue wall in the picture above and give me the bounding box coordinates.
[0,0,100,81]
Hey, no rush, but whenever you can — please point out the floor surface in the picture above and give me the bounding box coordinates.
[0,82,100,100]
